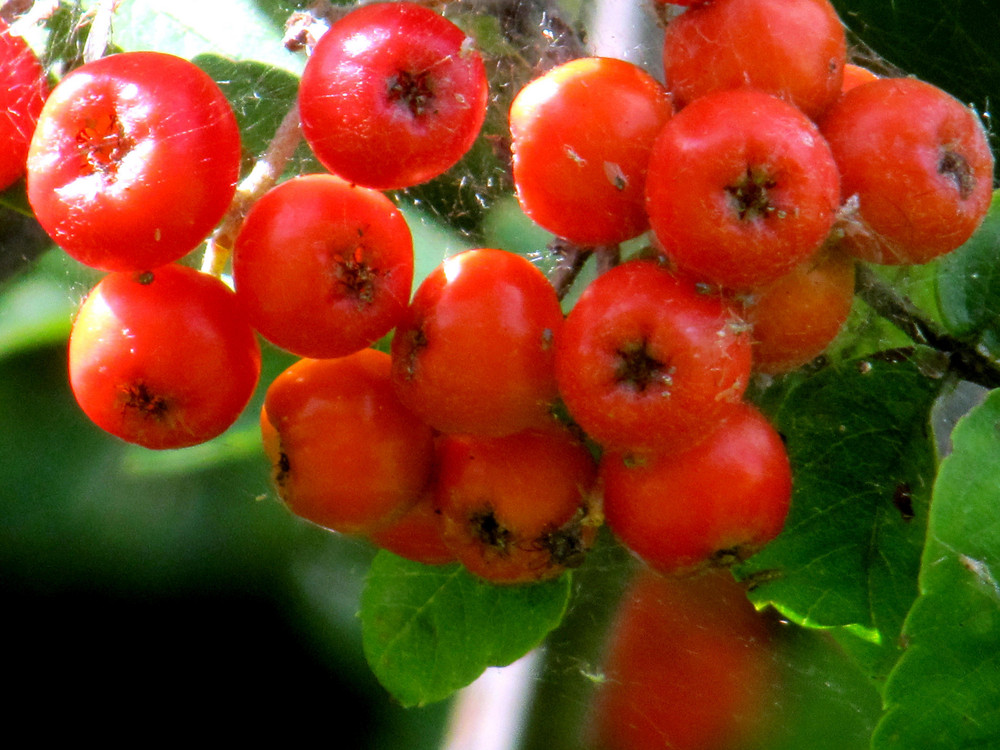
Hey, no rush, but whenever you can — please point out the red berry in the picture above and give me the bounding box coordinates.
[233,174,413,359]
[586,568,776,750]
[555,259,752,453]
[299,1,489,190]
[261,350,436,536]
[68,264,261,450]
[366,488,456,567]
[434,426,600,584]
[391,248,564,437]
[740,248,856,374]
[27,51,241,272]
[662,0,847,121]
[820,76,995,265]
[601,402,792,575]
[0,18,49,192]
[646,88,841,291]
[509,56,673,246]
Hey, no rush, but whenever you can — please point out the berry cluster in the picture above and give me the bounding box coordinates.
[262,247,602,585]
[14,2,489,452]
[504,0,993,576]
[26,46,259,449]
[10,0,993,587]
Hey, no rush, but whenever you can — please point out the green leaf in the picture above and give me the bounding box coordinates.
[191,54,318,175]
[936,190,1000,352]
[106,0,304,73]
[360,551,572,707]
[736,352,942,682]
[873,389,1000,749]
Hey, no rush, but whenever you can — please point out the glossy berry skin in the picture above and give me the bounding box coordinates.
[555,259,752,454]
[741,248,856,374]
[233,174,413,359]
[391,248,564,437]
[367,489,456,566]
[601,402,792,576]
[662,0,846,121]
[434,426,600,585]
[586,568,775,750]
[68,264,261,450]
[646,88,841,291]
[261,350,436,536]
[0,19,49,192]
[820,77,995,265]
[27,51,240,272]
[299,1,488,190]
[509,56,673,246]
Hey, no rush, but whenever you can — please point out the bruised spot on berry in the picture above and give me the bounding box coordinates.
[543,517,588,569]
[387,69,434,117]
[76,112,134,178]
[938,147,976,200]
[331,242,380,305]
[274,449,291,487]
[121,381,169,421]
[136,270,155,285]
[398,323,429,381]
[470,507,512,554]
[725,166,778,221]
[614,339,674,394]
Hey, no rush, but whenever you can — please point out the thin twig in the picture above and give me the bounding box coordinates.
[593,244,621,275]
[0,0,33,24]
[854,263,1000,389]
[201,100,303,277]
[547,238,592,300]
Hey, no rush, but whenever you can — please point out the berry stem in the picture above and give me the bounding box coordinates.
[1,1,34,25]
[854,263,1000,388]
[548,238,592,300]
[546,240,620,301]
[594,243,621,275]
[201,99,302,278]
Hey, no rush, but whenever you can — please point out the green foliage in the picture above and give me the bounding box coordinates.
[937,192,1000,353]
[4,0,1000,747]
[874,389,1000,748]
[737,351,942,683]
[361,553,571,707]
